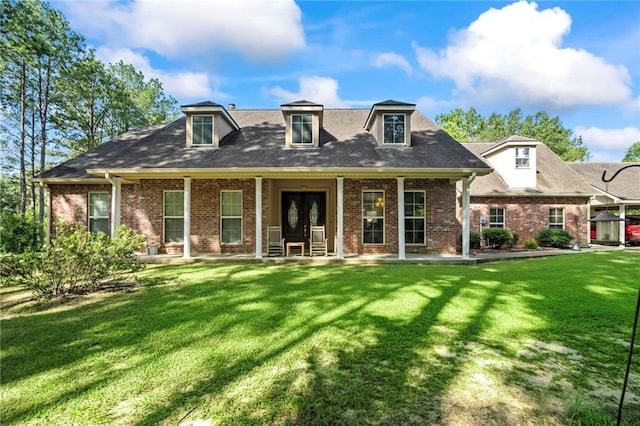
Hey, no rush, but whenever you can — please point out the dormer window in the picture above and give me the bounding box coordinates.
[383,114,405,144]
[364,100,415,147]
[281,101,323,148]
[515,147,530,168]
[192,115,214,146]
[292,114,313,145]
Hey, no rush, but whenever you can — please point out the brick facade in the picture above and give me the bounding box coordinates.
[48,177,461,255]
[468,196,590,245]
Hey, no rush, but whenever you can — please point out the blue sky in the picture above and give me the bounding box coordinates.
[54,0,640,162]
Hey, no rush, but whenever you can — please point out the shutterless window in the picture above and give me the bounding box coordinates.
[489,208,505,228]
[363,191,384,244]
[383,114,405,144]
[549,208,564,229]
[164,191,184,243]
[515,147,530,168]
[221,190,242,244]
[292,114,313,144]
[192,115,213,145]
[88,192,109,234]
[405,190,425,245]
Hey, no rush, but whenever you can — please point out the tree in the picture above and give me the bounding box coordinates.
[622,142,640,162]
[435,108,590,162]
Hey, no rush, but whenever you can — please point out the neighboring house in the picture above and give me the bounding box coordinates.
[35,100,491,259]
[460,136,596,246]
[568,162,640,245]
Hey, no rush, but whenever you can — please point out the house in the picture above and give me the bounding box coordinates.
[35,100,492,259]
[568,162,640,245]
[460,136,596,246]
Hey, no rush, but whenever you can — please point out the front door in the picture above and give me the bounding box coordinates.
[282,192,326,245]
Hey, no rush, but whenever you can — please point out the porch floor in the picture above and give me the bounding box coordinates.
[138,245,630,266]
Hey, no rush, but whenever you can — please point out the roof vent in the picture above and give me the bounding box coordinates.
[228,103,236,110]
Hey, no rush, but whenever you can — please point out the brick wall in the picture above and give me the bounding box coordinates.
[343,178,459,255]
[49,177,460,255]
[468,196,590,245]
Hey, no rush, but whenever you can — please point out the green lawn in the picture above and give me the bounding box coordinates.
[2,251,640,425]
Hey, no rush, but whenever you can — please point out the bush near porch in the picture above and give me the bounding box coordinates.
[1,252,639,425]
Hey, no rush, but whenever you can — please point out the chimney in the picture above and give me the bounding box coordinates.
[228,103,236,110]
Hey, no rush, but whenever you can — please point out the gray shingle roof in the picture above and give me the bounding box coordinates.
[569,162,640,201]
[38,108,491,180]
[463,142,595,196]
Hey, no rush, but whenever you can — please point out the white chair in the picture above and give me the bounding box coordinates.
[267,226,285,256]
[309,225,328,257]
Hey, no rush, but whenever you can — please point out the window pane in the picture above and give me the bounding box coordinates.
[89,193,109,217]
[222,218,242,244]
[89,218,109,234]
[405,218,425,244]
[192,115,213,145]
[165,192,184,216]
[363,191,384,217]
[221,191,242,216]
[383,114,405,144]
[164,218,184,243]
[292,114,313,144]
[363,218,384,244]
[489,208,505,228]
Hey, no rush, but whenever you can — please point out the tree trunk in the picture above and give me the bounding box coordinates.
[19,62,27,215]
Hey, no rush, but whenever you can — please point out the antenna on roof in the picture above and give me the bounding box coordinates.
[228,103,236,110]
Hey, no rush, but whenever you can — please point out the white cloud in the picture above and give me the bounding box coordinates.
[574,125,640,162]
[413,1,632,110]
[266,76,348,108]
[62,0,305,63]
[95,47,227,102]
[371,53,413,75]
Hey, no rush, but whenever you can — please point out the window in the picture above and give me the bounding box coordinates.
[383,114,405,144]
[404,190,425,245]
[221,190,242,244]
[291,114,313,144]
[549,208,564,229]
[192,115,213,145]
[88,192,109,234]
[489,208,505,228]
[363,191,384,244]
[515,147,530,168]
[164,191,184,243]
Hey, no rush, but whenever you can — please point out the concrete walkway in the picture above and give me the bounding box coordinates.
[138,245,634,266]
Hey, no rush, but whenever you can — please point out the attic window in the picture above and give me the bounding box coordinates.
[192,115,213,145]
[515,147,530,168]
[292,114,313,145]
[383,114,405,144]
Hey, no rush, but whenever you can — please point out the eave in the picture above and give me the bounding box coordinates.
[84,166,492,181]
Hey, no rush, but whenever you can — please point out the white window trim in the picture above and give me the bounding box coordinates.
[362,190,385,245]
[220,190,243,245]
[549,207,565,229]
[404,190,426,246]
[382,113,406,145]
[191,114,214,146]
[291,113,314,145]
[88,192,109,233]
[164,190,185,244]
[515,147,530,169]
[489,207,506,228]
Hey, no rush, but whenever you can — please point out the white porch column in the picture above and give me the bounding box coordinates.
[110,176,121,238]
[397,177,406,260]
[255,177,263,259]
[183,177,191,259]
[619,204,626,246]
[462,173,476,260]
[336,177,344,259]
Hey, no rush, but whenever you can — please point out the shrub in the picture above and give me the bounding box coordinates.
[470,231,481,249]
[5,223,145,298]
[482,228,514,249]
[536,228,574,248]
[524,238,538,250]
[0,212,44,253]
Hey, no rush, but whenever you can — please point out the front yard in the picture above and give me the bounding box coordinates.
[1,251,639,425]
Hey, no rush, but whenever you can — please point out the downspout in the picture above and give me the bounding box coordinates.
[462,172,477,260]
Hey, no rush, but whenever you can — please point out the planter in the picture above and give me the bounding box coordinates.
[165,244,184,255]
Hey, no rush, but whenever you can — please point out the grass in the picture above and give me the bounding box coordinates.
[1,251,640,425]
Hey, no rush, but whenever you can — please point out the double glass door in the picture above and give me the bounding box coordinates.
[281,192,326,245]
